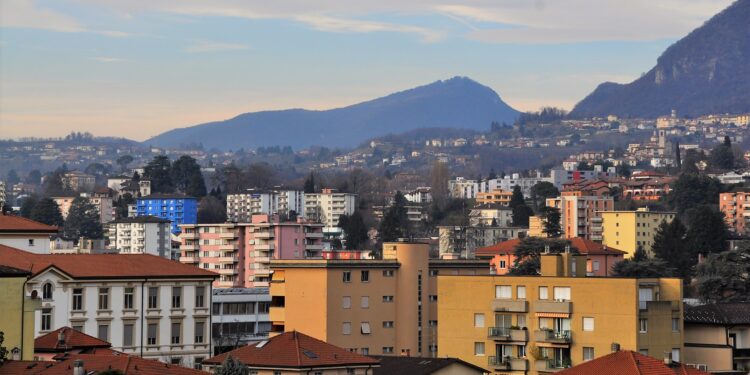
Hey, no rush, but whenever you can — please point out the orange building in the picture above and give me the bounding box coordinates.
[476,189,514,206]
[719,191,750,235]
[547,191,614,241]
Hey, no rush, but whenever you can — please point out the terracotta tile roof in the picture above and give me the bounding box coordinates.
[554,351,712,375]
[203,331,380,369]
[0,214,58,233]
[0,245,217,279]
[684,303,750,325]
[475,237,626,257]
[370,355,485,375]
[0,264,31,277]
[35,327,111,352]
[0,354,208,375]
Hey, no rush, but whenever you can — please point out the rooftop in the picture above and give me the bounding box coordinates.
[370,356,485,375]
[554,351,710,375]
[0,354,208,375]
[109,216,171,224]
[476,237,626,257]
[213,287,270,296]
[139,193,196,200]
[35,327,111,353]
[684,302,750,325]
[0,214,59,234]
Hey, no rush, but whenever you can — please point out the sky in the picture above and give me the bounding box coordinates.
[0,0,736,141]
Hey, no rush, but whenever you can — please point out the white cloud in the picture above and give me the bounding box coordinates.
[1,0,131,37]
[185,40,249,53]
[93,56,126,63]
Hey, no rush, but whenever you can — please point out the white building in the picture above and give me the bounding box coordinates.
[403,187,432,204]
[0,245,217,367]
[304,189,356,233]
[107,216,172,257]
[0,214,57,253]
[227,189,305,222]
[0,180,5,207]
[211,288,271,352]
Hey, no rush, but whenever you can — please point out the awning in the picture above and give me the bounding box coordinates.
[535,312,570,318]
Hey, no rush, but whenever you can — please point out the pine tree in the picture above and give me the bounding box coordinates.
[303,173,316,194]
[63,197,103,240]
[30,198,64,227]
[539,206,562,238]
[143,155,174,193]
[215,356,249,375]
[651,219,690,278]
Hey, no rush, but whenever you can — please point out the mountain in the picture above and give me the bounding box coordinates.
[144,77,519,150]
[570,0,750,119]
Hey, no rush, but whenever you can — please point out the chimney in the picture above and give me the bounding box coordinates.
[73,360,85,375]
[663,352,672,365]
[58,329,66,345]
[564,244,570,253]
[611,343,620,353]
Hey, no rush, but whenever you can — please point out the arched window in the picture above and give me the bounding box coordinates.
[43,283,53,300]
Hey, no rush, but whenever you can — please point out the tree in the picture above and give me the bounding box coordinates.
[114,193,135,219]
[612,258,674,278]
[116,155,134,172]
[197,196,227,224]
[695,244,750,302]
[143,155,174,193]
[651,219,690,278]
[215,355,249,375]
[684,205,728,256]
[338,211,369,250]
[63,197,103,240]
[42,171,67,197]
[25,170,42,184]
[30,198,64,227]
[512,204,533,227]
[19,195,39,218]
[171,155,206,197]
[508,237,575,275]
[379,191,409,242]
[681,149,702,174]
[430,161,450,208]
[538,206,562,238]
[5,170,19,186]
[709,137,735,170]
[674,141,682,169]
[529,182,559,210]
[303,173,316,194]
[509,185,525,208]
[668,174,722,214]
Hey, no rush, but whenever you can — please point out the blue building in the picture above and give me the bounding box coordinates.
[136,194,198,234]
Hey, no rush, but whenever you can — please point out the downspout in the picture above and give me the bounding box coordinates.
[209,281,214,356]
[21,277,29,358]
[140,278,147,357]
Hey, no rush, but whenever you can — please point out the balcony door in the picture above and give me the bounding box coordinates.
[553,318,571,336]
[495,314,512,329]
[496,344,514,359]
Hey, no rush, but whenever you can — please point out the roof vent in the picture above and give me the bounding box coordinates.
[256,340,268,348]
[302,350,319,359]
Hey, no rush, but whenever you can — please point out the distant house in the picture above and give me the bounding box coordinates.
[553,350,711,375]
[0,214,58,254]
[684,302,750,373]
[371,355,486,375]
[33,326,112,361]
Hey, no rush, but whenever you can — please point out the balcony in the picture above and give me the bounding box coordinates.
[305,244,324,251]
[180,243,199,251]
[488,356,528,371]
[488,327,528,342]
[534,330,572,344]
[492,300,528,313]
[254,232,274,239]
[181,232,199,239]
[254,268,272,276]
[534,358,571,372]
[534,300,572,314]
[219,231,238,239]
[219,244,238,251]
[254,256,271,264]
[216,280,236,288]
[255,243,275,251]
[733,348,750,359]
[305,232,324,238]
[269,306,285,322]
[218,256,238,264]
[218,268,238,275]
[179,256,199,264]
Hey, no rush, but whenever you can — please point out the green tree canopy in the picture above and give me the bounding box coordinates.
[19,195,39,219]
[512,204,533,227]
[538,206,562,238]
[338,211,369,250]
[668,173,722,214]
[197,196,227,224]
[695,244,750,302]
[684,205,729,255]
[143,155,174,193]
[651,219,690,278]
[379,191,410,242]
[529,181,559,209]
[30,198,64,227]
[215,355,250,375]
[63,197,103,240]
[612,257,675,278]
[171,155,206,197]
[508,237,575,275]
[709,136,735,170]
[303,172,316,193]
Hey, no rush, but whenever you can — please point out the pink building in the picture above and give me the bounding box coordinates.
[179,214,324,288]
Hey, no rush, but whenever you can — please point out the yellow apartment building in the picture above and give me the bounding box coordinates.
[477,189,514,206]
[528,216,547,238]
[0,265,41,360]
[269,242,489,357]
[599,208,676,258]
[438,252,684,374]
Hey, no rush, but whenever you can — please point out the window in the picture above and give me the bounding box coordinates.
[72,325,83,332]
[42,283,53,300]
[474,342,485,356]
[382,295,394,302]
[361,348,369,355]
[583,317,595,332]
[474,313,485,328]
[171,358,182,365]
[383,321,394,328]
[517,286,526,299]
[639,319,648,333]
[671,348,680,362]
[171,322,182,344]
[147,323,158,345]
[429,320,438,327]
[361,270,370,282]
[342,296,351,309]
[28,239,35,246]
[72,288,83,311]
[361,296,369,308]
[429,270,439,276]
[583,347,594,361]
[383,347,394,354]
[343,271,352,283]
[495,285,512,299]
[639,349,648,355]
[342,322,351,335]
[672,318,680,332]
[123,323,134,347]
[148,287,158,309]
[429,295,438,302]
[517,314,527,328]
[98,324,109,341]
[124,287,134,309]
[361,322,371,334]
[172,287,182,308]
[592,260,600,272]
[195,286,205,308]
[539,286,549,300]
[518,345,527,358]
[382,270,394,277]
[499,260,507,269]
[41,308,52,331]
[553,287,571,301]
[212,303,221,315]
[195,322,205,343]
[98,288,109,310]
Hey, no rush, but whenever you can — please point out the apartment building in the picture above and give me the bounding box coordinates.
[0,213,58,253]
[226,189,305,222]
[106,216,172,257]
[304,188,356,234]
[136,194,198,234]
[0,180,5,207]
[720,191,750,235]
[476,189,514,206]
[438,252,684,374]
[0,264,40,360]
[438,226,527,258]
[469,203,514,227]
[83,190,114,224]
[269,242,490,357]
[62,171,95,192]
[547,192,614,240]
[599,208,676,258]
[0,245,217,366]
[212,288,272,353]
[683,302,750,373]
[179,214,324,288]
[403,187,432,204]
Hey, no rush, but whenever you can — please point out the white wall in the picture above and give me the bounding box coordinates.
[0,235,51,254]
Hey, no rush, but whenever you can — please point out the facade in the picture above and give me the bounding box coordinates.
[106,216,172,257]
[0,214,58,254]
[528,216,546,238]
[469,204,514,227]
[84,191,114,224]
[227,189,305,223]
[304,189,357,233]
[203,331,380,374]
[403,187,432,204]
[33,326,112,361]
[599,208,676,258]
[211,287,272,353]
[0,180,5,208]
[438,226,528,258]
[136,194,198,234]
[179,215,324,288]
[621,177,675,202]
[476,189,514,206]
[269,242,490,357]
[0,245,217,367]
[438,253,684,374]
[51,196,76,219]
[547,193,614,241]
[720,191,750,235]
[62,171,95,192]
[683,302,750,373]
[553,350,711,375]
[0,265,40,361]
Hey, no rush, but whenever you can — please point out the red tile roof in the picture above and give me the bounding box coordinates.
[203,331,380,369]
[476,237,626,257]
[0,214,58,233]
[35,327,111,352]
[0,245,217,279]
[0,354,208,374]
[554,351,712,375]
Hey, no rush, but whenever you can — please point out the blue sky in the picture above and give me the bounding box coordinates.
[0,0,735,140]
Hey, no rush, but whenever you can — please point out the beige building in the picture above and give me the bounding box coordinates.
[598,208,676,258]
[304,188,357,234]
[269,242,489,357]
[684,303,750,373]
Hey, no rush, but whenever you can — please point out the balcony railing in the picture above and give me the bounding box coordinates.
[488,327,528,341]
[492,300,528,312]
[534,358,572,372]
[534,330,572,344]
[489,356,528,371]
[733,348,750,358]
